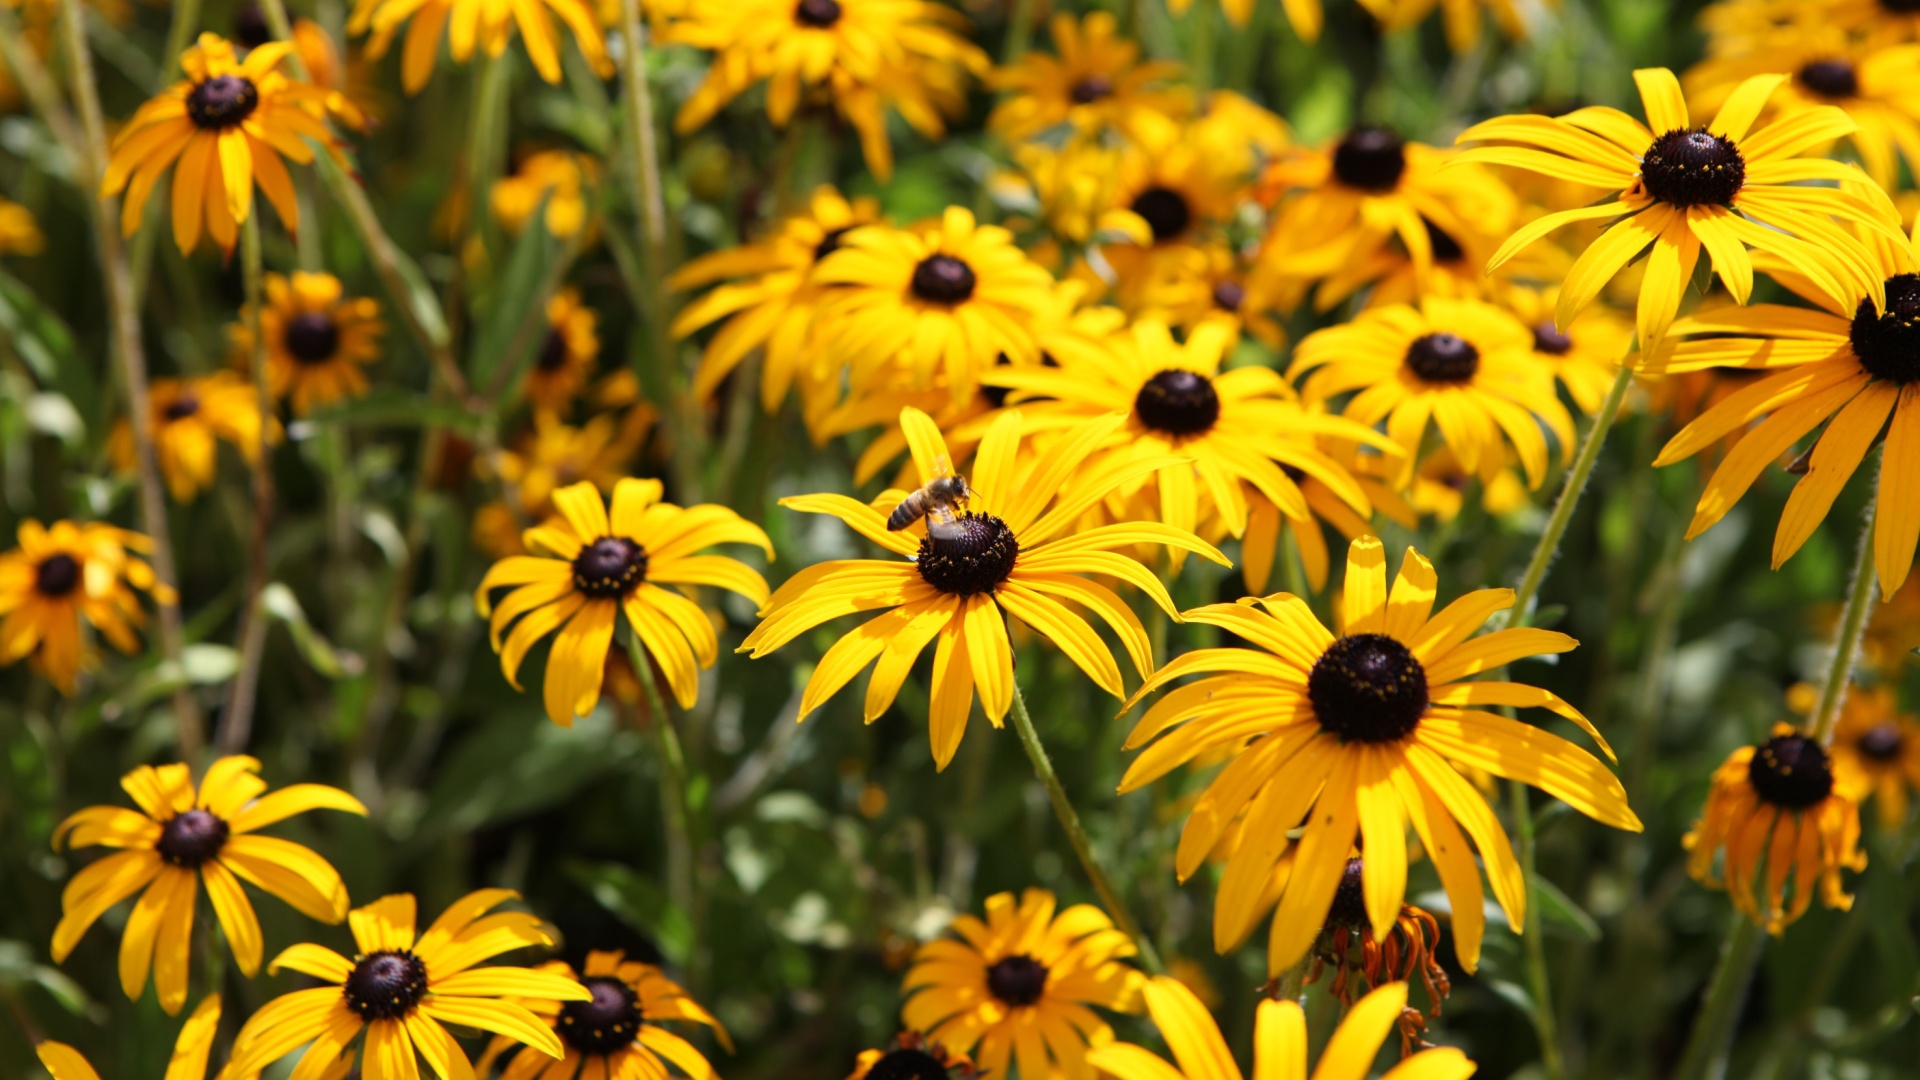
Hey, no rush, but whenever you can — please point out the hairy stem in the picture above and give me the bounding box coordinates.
[1674,914,1765,1080]
[218,215,275,753]
[1509,783,1565,1080]
[623,632,700,985]
[1511,365,1634,622]
[1812,499,1879,745]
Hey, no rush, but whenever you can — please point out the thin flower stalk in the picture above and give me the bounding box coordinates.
[220,214,275,754]
[623,630,698,964]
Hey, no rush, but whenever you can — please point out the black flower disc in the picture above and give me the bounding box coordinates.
[1640,128,1746,208]
[1308,633,1429,743]
[1747,732,1834,809]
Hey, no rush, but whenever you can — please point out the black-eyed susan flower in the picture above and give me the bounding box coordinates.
[1456,68,1897,345]
[1292,298,1575,490]
[670,186,883,414]
[492,150,600,239]
[232,7,375,130]
[1307,206,1515,313]
[1121,537,1640,975]
[1685,724,1867,933]
[1087,976,1475,1080]
[0,197,45,256]
[523,288,600,414]
[229,890,592,1078]
[36,995,253,1080]
[477,950,731,1080]
[1167,0,1347,38]
[987,12,1187,145]
[51,757,365,1015]
[476,478,772,724]
[1099,129,1251,309]
[992,140,1147,259]
[850,1032,974,1080]
[1827,685,1920,829]
[231,271,385,416]
[1503,284,1633,416]
[476,409,655,554]
[742,408,1227,769]
[661,0,987,181]
[984,317,1391,560]
[902,888,1143,1079]
[1646,221,1920,597]
[1137,243,1290,350]
[1304,857,1452,1057]
[814,208,1054,411]
[107,372,279,502]
[349,0,610,92]
[0,520,171,693]
[102,33,339,256]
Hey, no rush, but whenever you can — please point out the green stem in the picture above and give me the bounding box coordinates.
[1750,907,1864,1080]
[1510,364,1634,623]
[153,0,200,89]
[1002,0,1038,65]
[217,214,274,754]
[1007,682,1163,974]
[1509,782,1565,1080]
[623,631,699,980]
[1812,499,1879,745]
[1673,914,1765,1080]
[466,53,512,254]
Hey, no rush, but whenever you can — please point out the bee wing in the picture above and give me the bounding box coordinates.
[931,453,954,480]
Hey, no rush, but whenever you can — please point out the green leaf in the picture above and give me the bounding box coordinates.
[303,390,484,433]
[1534,874,1602,942]
[0,271,84,408]
[262,583,362,680]
[565,861,694,967]
[467,196,560,391]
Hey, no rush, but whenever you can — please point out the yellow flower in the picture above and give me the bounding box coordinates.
[231,271,385,416]
[1501,284,1632,416]
[1456,68,1898,345]
[994,140,1147,250]
[491,409,652,520]
[0,520,171,694]
[1645,220,1920,597]
[492,150,600,239]
[1135,244,1290,350]
[477,950,731,1080]
[523,287,600,414]
[1685,724,1866,933]
[349,0,610,92]
[1121,537,1639,974]
[36,995,273,1080]
[51,757,366,1014]
[229,890,593,1078]
[814,207,1055,409]
[1088,977,1475,1080]
[742,408,1226,769]
[1099,127,1253,309]
[0,197,46,256]
[987,12,1187,145]
[475,479,772,723]
[1372,0,1547,52]
[108,372,280,502]
[848,1032,973,1080]
[670,185,883,413]
[1167,0,1334,38]
[902,889,1143,1079]
[1827,684,1920,829]
[101,33,339,256]
[1292,298,1575,490]
[1299,856,1452,1054]
[661,0,987,180]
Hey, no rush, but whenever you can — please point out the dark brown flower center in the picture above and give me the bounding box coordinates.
[1849,273,1920,384]
[1069,75,1114,104]
[869,1047,951,1080]
[1211,280,1245,312]
[915,516,1018,596]
[1423,217,1464,264]
[813,226,853,263]
[1405,332,1480,383]
[910,255,976,305]
[284,312,342,365]
[163,394,203,421]
[537,330,570,372]
[1640,128,1745,208]
[559,976,643,1055]
[1858,721,1904,762]
[343,950,429,1020]
[1332,126,1406,193]
[795,0,842,27]
[1134,368,1219,436]
[233,2,272,48]
[34,553,80,598]
[1798,59,1860,99]
[573,536,647,598]
[1308,633,1428,743]
[1130,186,1192,243]
[985,954,1048,1007]
[1885,0,1920,11]
[1324,856,1368,929]
[1748,732,1834,809]
[156,808,229,866]
[1532,321,1573,356]
[186,74,260,131]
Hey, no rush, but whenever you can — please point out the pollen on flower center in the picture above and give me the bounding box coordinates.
[283,312,342,365]
[342,950,429,1020]
[163,394,203,421]
[910,255,977,305]
[573,536,648,598]
[1069,75,1114,104]
[558,976,643,1055]
[186,74,261,130]
[985,954,1049,1007]
[1639,128,1746,208]
[1332,126,1407,193]
[1747,732,1834,809]
[1848,273,1920,384]
[915,515,1018,596]
[156,808,230,866]
[536,331,570,372]
[1404,332,1480,383]
[1130,186,1193,243]
[1134,368,1220,436]
[1324,856,1368,929]
[794,0,842,27]
[1532,321,1573,355]
[1858,722,1904,761]
[868,1047,951,1080]
[1308,633,1429,743]
[1797,59,1860,99]
[34,553,80,598]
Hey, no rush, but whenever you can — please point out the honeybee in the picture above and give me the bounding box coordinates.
[888,456,975,538]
